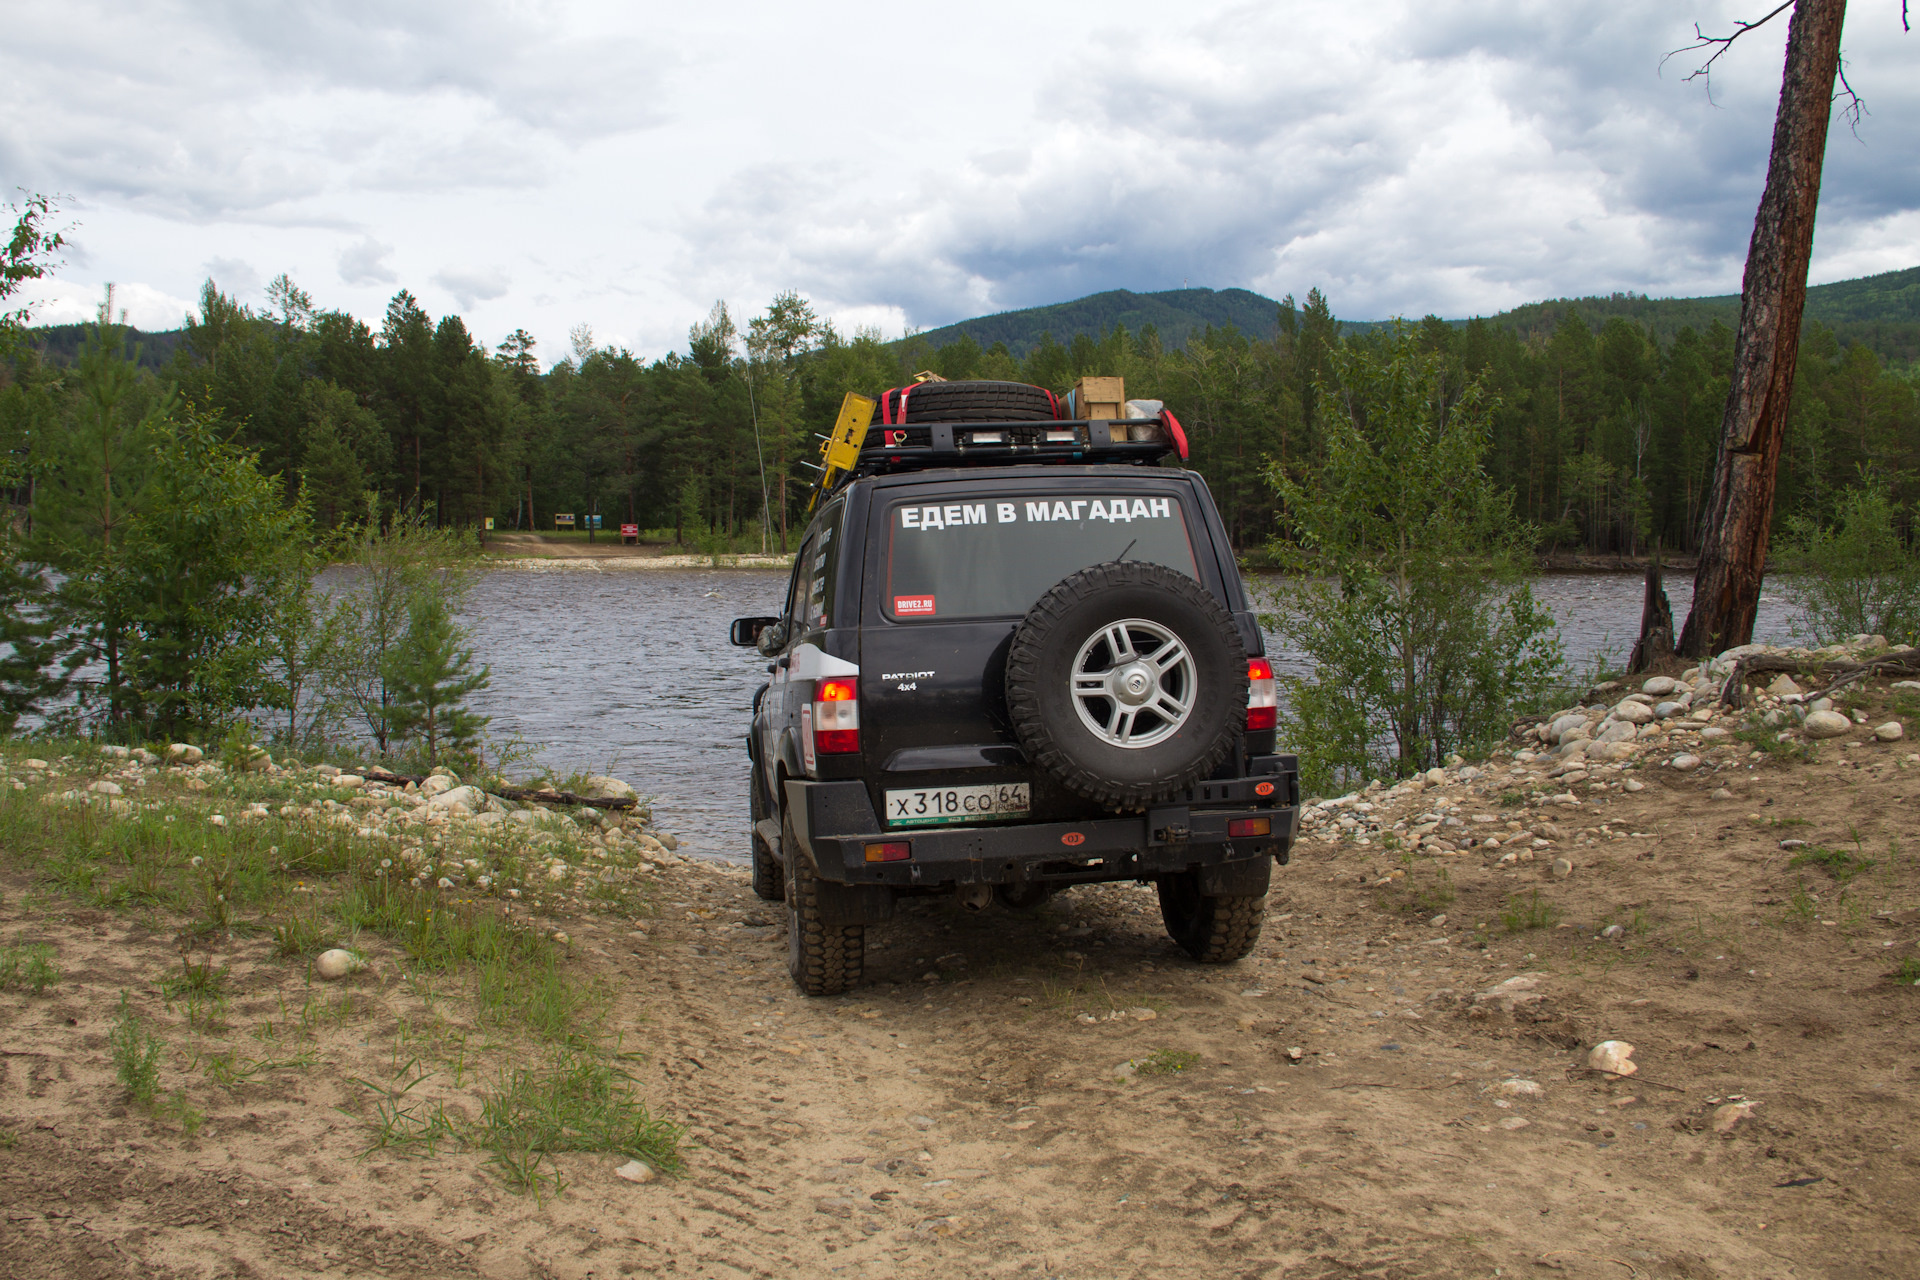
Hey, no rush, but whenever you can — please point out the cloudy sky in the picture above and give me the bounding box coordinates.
[5,1,1916,362]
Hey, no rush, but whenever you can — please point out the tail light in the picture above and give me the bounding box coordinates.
[1246,658,1276,731]
[1228,817,1272,838]
[865,841,911,862]
[813,678,860,754]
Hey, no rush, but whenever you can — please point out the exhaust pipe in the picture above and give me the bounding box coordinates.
[955,883,993,913]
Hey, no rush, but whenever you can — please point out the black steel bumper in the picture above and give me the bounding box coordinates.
[783,754,1300,889]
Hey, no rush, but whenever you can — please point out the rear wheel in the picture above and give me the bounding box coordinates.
[783,808,863,996]
[1156,870,1267,964]
[750,774,783,902]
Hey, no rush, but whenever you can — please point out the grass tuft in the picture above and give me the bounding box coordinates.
[0,938,60,994]
[110,994,164,1105]
[1134,1048,1201,1076]
[1500,890,1561,933]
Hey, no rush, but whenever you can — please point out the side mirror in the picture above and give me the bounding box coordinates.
[755,620,791,655]
[730,616,782,648]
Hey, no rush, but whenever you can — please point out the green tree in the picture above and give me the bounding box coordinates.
[380,589,491,765]
[1265,325,1563,792]
[1777,477,1920,647]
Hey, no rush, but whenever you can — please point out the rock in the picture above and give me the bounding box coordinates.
[615,1160,656,1184]
[428,785,484,813]
[1802,710,1852,739]
[1586,742,1633,763]
[334,774,366,788]
[658,833,679,851]
[1428,913,1448,927]
[1622,778,1646,792]
[1424,767,1447,786]
[1547,714,1588,744]
[1712,1101,1758,1133]
[1711,787,1735,801]
[1492,1078,1543,1099]
[166,743,203,764]
[1699,726,1730,742]
[1893,680,1920,692]
[909,1114,936,1130]
[419,775,453,797]
[131,748,159,764]
[1550,857,1572,879]
[1588,1040,1637,1076]
[315,949,365,980]
[580,775,638,803]
[1458,766,1483,781]
[1496,1115,1532,1131]
[1766,674,1801,696]
[1612,700,1654,725]
[101,745,131,759]
[1670,754,1701,772]
[1653,700,1687,720]
[1474,974,1547,1010]
[1779,838,1808,850]
[1532,821,1566,841]
[1126,1006,1157,1021]
[90,780,123,796]
[1601,924,1626,940]
[1642,676,1677,696]
[1875,722,1906,742]
[1555,733,1592,756]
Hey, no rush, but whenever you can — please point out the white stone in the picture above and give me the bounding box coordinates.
[1491,1078,1543,1098]
[90,780,123,796]
[615,1160,656,1184]
[1766,674,1801,696]
[101,745,131,759]
[1653,700,1687,719]
[1587,742,1634,763]
[1424,767,1447,786]
[1892,681,1920,692]
[334,774,366,788]
[581,775,639,802]
[1588,1040,1637,1076]
[166,743,203,764]
[1699,726,1730,742]
[1547,715,1587,744]
[1802,709,1852,739]
[428,785,485,813]
[1875,722,1906,742]
[1596,720,1638,744]
[1623,778,1645,792]
[1641,676,1677,696]
[419,774,453,797]
[1712,1101,1758,1133]
[315,948,365,980]
[1670,754,1701,772]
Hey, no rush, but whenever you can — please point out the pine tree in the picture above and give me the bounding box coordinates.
[0,539,72,732]
[379,590,490,764]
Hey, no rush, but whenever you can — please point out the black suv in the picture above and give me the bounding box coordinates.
[731,380,1300,995]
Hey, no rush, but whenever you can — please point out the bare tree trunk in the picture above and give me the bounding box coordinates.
[1678,0,1847,658]
[1629,543,1676,674]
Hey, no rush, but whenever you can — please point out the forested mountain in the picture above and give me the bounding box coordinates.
[4,270,1915,561]
[903,264,1920,367]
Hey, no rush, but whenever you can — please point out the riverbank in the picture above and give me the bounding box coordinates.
[480,532,791,570]
[4,640,1918,1277]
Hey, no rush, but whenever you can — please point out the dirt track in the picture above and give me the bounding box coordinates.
[4,712,1919,1279]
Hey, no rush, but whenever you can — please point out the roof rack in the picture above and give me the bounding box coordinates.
[847,418,1176,481]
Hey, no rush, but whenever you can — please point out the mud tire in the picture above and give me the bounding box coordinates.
[750,775,783,903]
[1005,561,1247,809]
[783,808,863,996]
[878,380,1055,423]
[1156,870,1267,964]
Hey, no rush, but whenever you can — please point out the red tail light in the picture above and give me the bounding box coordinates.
[864,841,911,862]
[1228,817,1272,838]
[814,678,860,754]
[1246,658,1276,731]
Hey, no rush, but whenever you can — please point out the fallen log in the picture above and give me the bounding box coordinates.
[354,767,640,811]
[1715,650,1920,710]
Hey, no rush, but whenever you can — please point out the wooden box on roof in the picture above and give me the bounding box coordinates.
[1068,376,1125,420]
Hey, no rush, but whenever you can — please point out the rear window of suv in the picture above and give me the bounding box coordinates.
[882,491,1198,620]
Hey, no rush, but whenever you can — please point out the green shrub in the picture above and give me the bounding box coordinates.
[1777,481,1920,647]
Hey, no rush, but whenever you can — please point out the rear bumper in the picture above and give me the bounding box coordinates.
[783,755,1300,888]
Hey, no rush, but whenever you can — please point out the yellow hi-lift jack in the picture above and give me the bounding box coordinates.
[803,392,876,515]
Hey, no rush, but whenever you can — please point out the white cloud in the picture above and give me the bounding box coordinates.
[203,256,262,299]
[432,266,511,311]
[1,0,1914,353]
[18,280,198,332]
[338,238,398,286]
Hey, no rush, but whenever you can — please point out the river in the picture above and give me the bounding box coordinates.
[459,567,1804,864]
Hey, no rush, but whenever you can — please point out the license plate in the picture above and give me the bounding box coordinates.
[884,782,1031,827]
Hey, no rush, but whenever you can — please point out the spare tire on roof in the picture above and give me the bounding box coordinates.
[1004,561,1248,810]
[877,380,1056,424]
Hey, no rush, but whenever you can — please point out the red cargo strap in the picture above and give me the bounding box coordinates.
[1043,387,1060,419]
[1161,410,1189,460]
[897,382,919,423]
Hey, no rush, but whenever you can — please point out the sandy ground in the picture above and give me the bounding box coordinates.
[3,687,1918,1279]
[480,533,788,570]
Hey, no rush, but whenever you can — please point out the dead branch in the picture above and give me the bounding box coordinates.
[1714,649,1920,709]
[1662,2,1795,98]
[355,767,639,810]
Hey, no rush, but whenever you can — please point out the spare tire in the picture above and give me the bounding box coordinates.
[878,380,1055,424]
[1005,562,1247,809]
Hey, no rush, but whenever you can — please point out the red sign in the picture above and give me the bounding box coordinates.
[620,523,639,537]
[893,595,936,616]
[1060,832,1086,847]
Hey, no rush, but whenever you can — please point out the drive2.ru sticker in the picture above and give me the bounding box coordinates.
[894,595,935,616]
